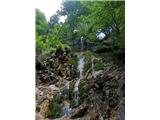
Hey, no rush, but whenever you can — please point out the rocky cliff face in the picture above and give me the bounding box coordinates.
[36,52,78,85]
[36,52,78,120]
[65,63,125,120]
[36,51,125,120]
[87,63,125,120]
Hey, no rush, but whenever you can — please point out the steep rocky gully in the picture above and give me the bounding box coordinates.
[36,49,125,120]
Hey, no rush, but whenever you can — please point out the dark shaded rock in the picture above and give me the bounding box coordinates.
[36,52,78,85]
[81,63,125,119]
[36,56,46,70]
[70,105,89,119]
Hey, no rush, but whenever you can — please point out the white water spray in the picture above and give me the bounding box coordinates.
[78,56,85,79]
[80,36,84,51]
[74,36,85,107]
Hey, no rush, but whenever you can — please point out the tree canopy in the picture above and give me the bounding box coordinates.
[36,0,125,61]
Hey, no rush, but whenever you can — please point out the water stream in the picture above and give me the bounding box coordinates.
[74,36,85,107]
[80,36,84,51]
[62,36,85,117]
[60,36,97,118]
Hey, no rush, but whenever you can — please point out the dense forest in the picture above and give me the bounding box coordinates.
[36,1,125,120]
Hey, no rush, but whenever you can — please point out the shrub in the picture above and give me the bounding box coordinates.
[83,51,93,73]
[95,45,112,53]
[69,80,76,107]
[79,81,89,104]
[83,51,93,58]
[47,94,63,119]
[94,61,104,71]
[68,57,79,67]
[84,60,91,73]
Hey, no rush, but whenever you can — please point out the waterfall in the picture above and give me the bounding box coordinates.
[66,81,70,98]
[78,56,85,79]
[74,36,85,107]
[80,36,84,51]
[74,56,84,106]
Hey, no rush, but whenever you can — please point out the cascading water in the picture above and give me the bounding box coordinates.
[66,81,70,98]
[74,56,84,106]
[78,56,85,80]
[74,36,85,107]
[80,36,84,51]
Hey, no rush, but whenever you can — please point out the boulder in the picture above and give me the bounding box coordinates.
[49,84,60,92]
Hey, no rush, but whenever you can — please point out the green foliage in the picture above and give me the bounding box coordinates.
[83,51,93,73]
[68,57,78,67]
[57,1,124,56]
[69,80,76,107]
[56,1,90,47]
[80,1,124,61]
[69,80,89,107]
[36,34,57,55]
[36,8,72,56]
[79,81,89,104]
[36,1,125,61]
[70,99,76,108]
[84,60,91,73]
[80,1,125,36]
[94,61,104,71]
[83,51,93,58]
[36,9,48,35]
[108,47,125,62]
[36,2,125,116]
[36,32,71,55]
[95,44,111,53]
[47,94,63,119]
[69,80,75,99]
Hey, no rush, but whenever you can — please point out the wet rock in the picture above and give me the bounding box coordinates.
[62,100,71,116]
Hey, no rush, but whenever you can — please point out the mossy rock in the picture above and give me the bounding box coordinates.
[83,51,93,58]
[68,57,79,67]
[69,80,77,107]
[70,99,77,108]
[69,80,89,107]
[94,61,104,71]
[79,80,90,105]
[84,60,91,73]
[83,51,93,73]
